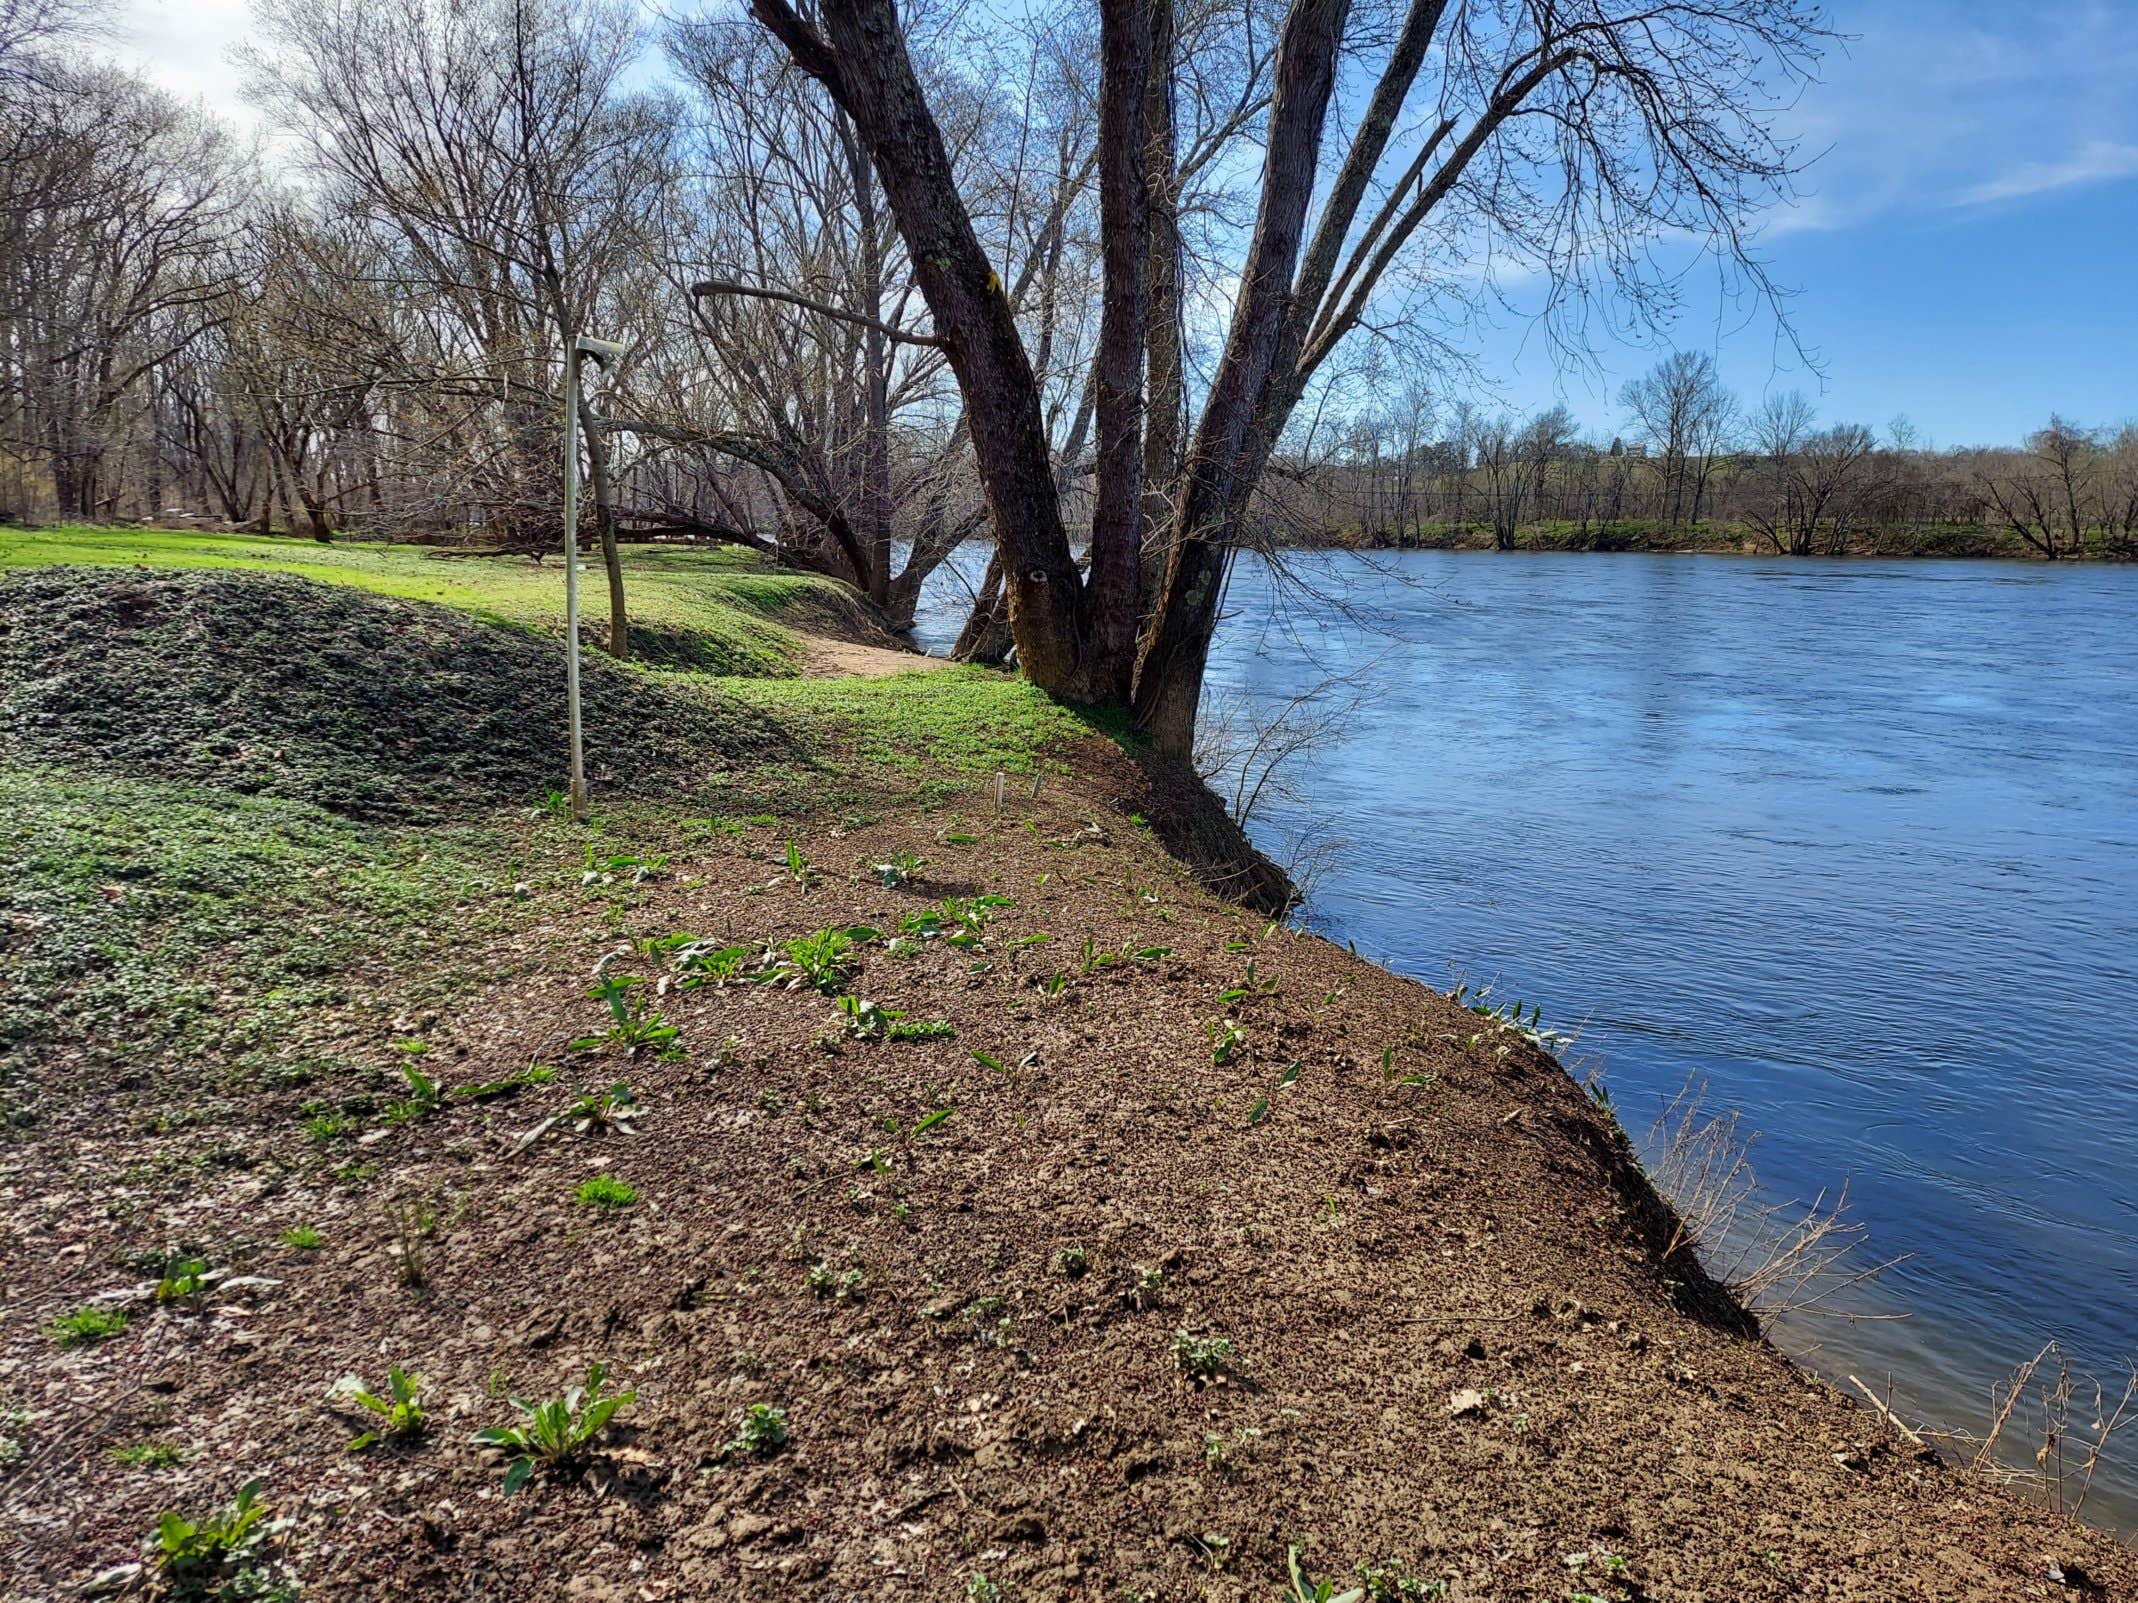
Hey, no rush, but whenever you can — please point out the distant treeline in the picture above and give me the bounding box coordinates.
[1255,356,2138,562]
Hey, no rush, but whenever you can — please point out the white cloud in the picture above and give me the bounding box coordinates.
[99,0,261,131]
[1956,139,2138,205]
[1764,0,2138,232]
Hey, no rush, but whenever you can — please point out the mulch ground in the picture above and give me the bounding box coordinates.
[7,775,2137,1602]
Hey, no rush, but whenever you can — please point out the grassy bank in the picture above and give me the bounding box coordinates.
[0,525,902,676]
[5,537,2135,1600]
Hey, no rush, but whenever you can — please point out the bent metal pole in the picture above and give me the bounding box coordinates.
[560,332,628,823]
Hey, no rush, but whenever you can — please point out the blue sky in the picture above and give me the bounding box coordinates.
[103,0,2138,447]
[1483,1,2138,445]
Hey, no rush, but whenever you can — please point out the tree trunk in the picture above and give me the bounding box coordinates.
[1086,0,1154,700]
[1139,0,1183,602]
[1131,0,1353,754]
[755,0,1094,697]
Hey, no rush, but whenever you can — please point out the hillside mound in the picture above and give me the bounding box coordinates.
[0,567,787,816]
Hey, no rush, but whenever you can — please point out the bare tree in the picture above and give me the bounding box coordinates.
[749,0,1828,753]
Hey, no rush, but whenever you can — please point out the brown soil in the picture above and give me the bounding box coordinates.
[797,636,951,679]
[7,753,2135,1603]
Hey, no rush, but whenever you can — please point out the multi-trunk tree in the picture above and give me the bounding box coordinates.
[745,0,1828,754]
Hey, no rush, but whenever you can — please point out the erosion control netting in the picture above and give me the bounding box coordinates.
[0,566,785,816]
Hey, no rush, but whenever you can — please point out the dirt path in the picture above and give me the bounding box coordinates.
[799,635,950,678]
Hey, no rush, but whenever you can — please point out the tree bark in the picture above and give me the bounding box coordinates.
[1086,0,1154,700]
[753,0,1095,698]
[1131,0,1352,753]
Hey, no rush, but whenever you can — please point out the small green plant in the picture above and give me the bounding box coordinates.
[1355,1560,1448,1600]
[383,1059,446,1123]
[723,1401,790,1459]
[576,976,680,1057]
[150,1480,280,1598]
[156,1256,211,1307]
[780,926,870,992]
[1055,1246,1089,1278]
[301,1104,353,1143]
[48,1305,129,1347]
[1206,1017,1248,1066]
[582,845,668,887]
[671,939,754,987]
[111,1441,187,1469]
[1080,935,1121,974]
[336,1367,425,1451]
[887,1019,957,1042]
[457,1063,556,1101]
[280,1226,322,1250]
[564,1079,645,1134]
[966,1577,1004,1603]
[574,1175,639,1210]
[872,850,925,888]
[1285,1544,1365,1603]
[473,1363,636,1493]
[805,1262,866,1301]
[1173,1330,1236,1378]
[783,839,817,885]
[1133,1265,1165,1307]
[834,994,902,1040]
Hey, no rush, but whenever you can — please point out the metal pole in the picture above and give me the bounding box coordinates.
[562,346,587,822]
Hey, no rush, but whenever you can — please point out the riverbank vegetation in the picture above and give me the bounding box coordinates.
[8,557,2138,1596]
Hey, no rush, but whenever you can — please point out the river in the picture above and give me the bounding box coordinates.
[910,548,2138,1528]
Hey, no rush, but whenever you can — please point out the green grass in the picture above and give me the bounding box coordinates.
[0,526,874,677]
[47,1305,129,1346]
[731,667,1123,775]
[574,1175,640,1210]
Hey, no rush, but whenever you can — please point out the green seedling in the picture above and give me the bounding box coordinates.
[582,845,668,887]
[457,1063,556,1101]
[779,927,872,993]
[672,940,755,987]
[473,1364,635,1494]
[805,1263,866,1301]
[887,1019,957,1042]
[723,1402,789,1459]
[48,1305,129,1347]
[576,976,680,1057]
[281,1226,322,1250]
[913,1107,954,1136]
[833,994,902,1040]
[151,1481,277,1597]
[1285,1544,1366,1603]
[384,1059,445,1123]
[337,1367,424,1451]
[1055,1246,1088,1278]
[565,1080,645,1134]
[1207,1018,1248,1066]
[872,850,925,888]
[783,839,817,885]
[1173,1330,1236,1378]
[111,1442,186,1469]
[156,1257,210,1307]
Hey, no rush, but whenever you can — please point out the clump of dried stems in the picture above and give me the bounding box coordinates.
[1918,1344,2138,1520]
[1646,1078,2138,1522]
[1643,1076,1900,1325]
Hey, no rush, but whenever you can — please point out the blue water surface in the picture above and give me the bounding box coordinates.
[914,549,2138,1523]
